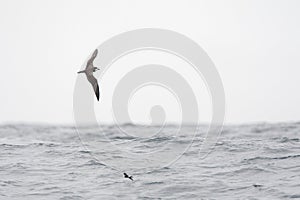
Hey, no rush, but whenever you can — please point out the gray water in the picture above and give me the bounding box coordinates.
[0,122,299,200]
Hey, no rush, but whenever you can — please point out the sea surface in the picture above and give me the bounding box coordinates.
[0,122,299,200]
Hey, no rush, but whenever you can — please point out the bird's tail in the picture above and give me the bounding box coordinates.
[77,70,86,74]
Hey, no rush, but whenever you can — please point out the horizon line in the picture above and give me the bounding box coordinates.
[1,120,300,127]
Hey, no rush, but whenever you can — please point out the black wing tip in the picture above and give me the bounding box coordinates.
[95,92,99,101]
[96,84,100,101]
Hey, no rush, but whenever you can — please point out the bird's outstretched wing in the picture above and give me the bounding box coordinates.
[86,49,98,69]
[86,74,100,101]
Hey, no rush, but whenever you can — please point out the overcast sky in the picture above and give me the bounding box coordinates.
[0,0,299,124]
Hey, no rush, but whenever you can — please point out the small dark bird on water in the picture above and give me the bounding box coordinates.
[123,173,133,181]
[253,184,263,188]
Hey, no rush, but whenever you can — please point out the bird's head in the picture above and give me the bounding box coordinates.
[94,67,100,72]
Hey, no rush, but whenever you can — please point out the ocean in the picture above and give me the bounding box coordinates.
[0,122,299,199]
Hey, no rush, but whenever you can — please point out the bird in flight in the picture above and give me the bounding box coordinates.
[123,173,133,181]
[77,49,100,101]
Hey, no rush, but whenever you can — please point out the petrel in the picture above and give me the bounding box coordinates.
[77,49,100,101]
[123,173,133,181]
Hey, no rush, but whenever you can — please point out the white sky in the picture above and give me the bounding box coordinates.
[0,0,299,124]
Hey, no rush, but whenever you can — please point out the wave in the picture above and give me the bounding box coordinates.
[243,154,300,162]
[0,138,60,147]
